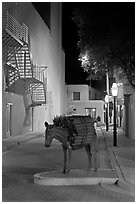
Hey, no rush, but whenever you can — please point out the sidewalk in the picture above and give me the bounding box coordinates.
[99,126,135,187]
[2,131,43,153]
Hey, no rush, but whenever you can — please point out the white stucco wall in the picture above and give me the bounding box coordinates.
[2,2,65,137]
[66,84,89,101]
[128,93,135,139]
[67,100,104,122]
[122,80,135,139]
[66,84,104,121]
[116,76,135,140]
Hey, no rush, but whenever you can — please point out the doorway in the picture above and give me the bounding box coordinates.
[6,103,12,137]
[85,108,96,119]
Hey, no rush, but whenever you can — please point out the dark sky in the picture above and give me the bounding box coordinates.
[62,3,91,84]
[62,2,106,92]
[62,2,134,93]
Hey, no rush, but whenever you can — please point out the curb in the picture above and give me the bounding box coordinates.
[99,127,135,190]
[100,127,124,179]
[34,169,118,186]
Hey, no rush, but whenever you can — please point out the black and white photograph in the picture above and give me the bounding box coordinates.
[2,1,135,202]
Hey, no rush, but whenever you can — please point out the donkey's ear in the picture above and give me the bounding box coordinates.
[44,122,49,127]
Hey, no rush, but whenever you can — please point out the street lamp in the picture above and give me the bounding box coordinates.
[105,94,109,131]
[111,83,118,146]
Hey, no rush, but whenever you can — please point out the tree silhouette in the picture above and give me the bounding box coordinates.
[72,3,135,88]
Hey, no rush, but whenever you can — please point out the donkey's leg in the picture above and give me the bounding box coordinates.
[62,145,67,174]
[67,147,72,173]
[93,139,98,172]
[85,144,92,171]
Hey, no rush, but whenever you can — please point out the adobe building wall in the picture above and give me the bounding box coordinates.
[2,2,65,138]
[128,93,135,139]
[67,100,105,122]
[2,93,26,137]
[122,80,135,140]
[67,84,89,101]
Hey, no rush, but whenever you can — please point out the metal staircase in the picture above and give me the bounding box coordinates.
[10,44,33,78]
[2,10,27,63]
[3,10,47,108]
[27,65,47,106]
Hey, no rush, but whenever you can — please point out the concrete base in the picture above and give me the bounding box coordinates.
[34,169,119,186]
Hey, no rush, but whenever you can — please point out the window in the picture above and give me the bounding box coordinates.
[6,103,12,136]
[85,108,96,119]
[73,92,80,100]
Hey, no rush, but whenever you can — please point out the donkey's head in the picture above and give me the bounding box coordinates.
[44,122,55,148]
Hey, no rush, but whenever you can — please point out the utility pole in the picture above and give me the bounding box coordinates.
[106,71,109,131]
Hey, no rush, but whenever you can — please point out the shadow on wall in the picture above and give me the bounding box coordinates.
[23,108,31,126]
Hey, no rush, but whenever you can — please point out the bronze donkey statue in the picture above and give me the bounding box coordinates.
[44,116,97,174]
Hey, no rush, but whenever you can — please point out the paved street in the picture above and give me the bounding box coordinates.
[2,133,134,202]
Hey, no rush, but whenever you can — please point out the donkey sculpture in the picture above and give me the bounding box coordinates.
[44,115,97,174]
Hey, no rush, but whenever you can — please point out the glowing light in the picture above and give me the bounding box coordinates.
[111,83,118,97]
[78,52,91,72]
[105,95,109,103]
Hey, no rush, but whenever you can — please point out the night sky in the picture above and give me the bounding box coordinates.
[62,2,107,92]
[62,2,134,93]
[62,3,88,84]
[62,3,89,83]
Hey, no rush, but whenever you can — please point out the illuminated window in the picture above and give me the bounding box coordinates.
[73,92,80,100]
[85,108,96,118]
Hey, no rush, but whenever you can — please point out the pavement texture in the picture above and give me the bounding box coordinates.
[100,126,135,187]
[2,126,135,201]
[2,131,43,153]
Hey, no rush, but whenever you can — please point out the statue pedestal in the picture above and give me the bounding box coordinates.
[34,169,118,186]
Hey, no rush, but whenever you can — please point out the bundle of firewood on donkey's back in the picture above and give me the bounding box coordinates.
[53,115,97,147]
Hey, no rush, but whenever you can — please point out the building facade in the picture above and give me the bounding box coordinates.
[2,2,66,138]
[118,81,135,140]
[66,84,105,121]
[113,72,135,140]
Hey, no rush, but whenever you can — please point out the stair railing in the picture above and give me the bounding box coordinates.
[33,64,47,82]
[4,11,29,44]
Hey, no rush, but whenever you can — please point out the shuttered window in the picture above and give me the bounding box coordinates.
[73,92,80,100]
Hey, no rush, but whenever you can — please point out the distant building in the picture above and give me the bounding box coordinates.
[112,68,135,140]
[2,2,65,138]
[115,80,135,140]
[66,84,105,122]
